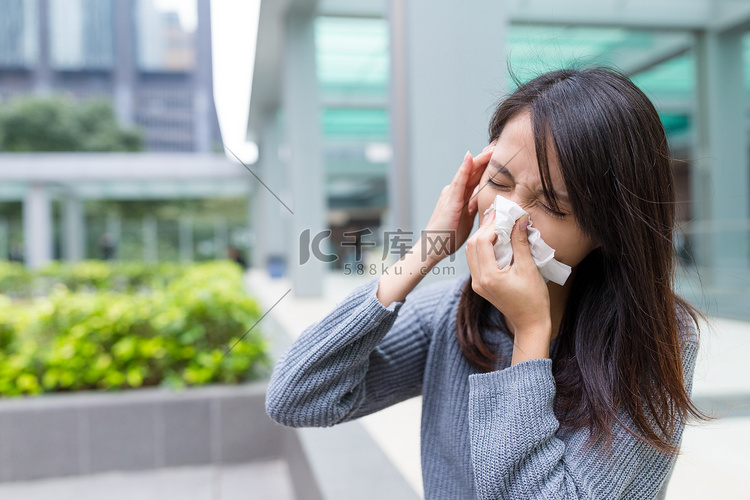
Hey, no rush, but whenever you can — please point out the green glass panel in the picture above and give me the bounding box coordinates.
[315,17,389,95]
[659,112,690,135]
[506,24,631,85]
[321,108,389,139]
[631,54,694,95]
[315,17,390,145]
[506,24,697,139]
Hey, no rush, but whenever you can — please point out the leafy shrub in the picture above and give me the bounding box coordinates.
[0,95,143,152]
[37,260,188,291]
[0,261,270,396]
[0,261,33,297]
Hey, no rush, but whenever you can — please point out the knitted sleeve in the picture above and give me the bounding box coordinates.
[265,274,448,428]
[467,325,700,499]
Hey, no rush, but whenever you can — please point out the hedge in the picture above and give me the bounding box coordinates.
[0,261,270,396]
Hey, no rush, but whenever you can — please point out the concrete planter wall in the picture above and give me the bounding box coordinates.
[0,383,284,482]
[0,382,419,500]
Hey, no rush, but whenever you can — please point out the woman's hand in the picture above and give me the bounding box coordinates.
[377,144,493,308]
[421,144,495,267]
[465,207,553,363]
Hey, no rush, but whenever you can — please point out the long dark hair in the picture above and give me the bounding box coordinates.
[456,65,715,457]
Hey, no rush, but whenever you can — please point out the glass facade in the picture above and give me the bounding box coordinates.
[49,0,114,70]
[315,17,391,214]
[315,16,389,99]
[308,17,750,310]
[135,0,196,72]
[0,0,38,68]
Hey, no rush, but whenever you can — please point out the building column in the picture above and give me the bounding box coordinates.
[143,215,157,262]
[246,191,255,268]
[34,0,52,95]
[252,109,287,273]
[23,183,53,269]
[62,193,85,262]
[693,28,750,286]
[179,215,194,262]
[104,212,121,260]
[387,0,508,279]
[213,216,228,260]
[194,0,213,152]
[0,217,8,261]
[113,0,135,126]
[283,11,326,296]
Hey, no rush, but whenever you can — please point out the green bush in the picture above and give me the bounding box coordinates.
[0,95,143,152]
[0,261,270,396]
[0,261,33,297]
[5,260,189,297]
[0,294,16,349]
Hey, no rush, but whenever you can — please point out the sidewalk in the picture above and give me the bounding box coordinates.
[247,268,750,500]
[0,460,295,500]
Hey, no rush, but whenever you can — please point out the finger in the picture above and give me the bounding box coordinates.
[509,214,535,269]
[452,150,477,202]
[481,206,495,227]
[477,145,495,157]
[468,153,490,182]
[465,233,477,275]
[472,147,494,170]
[475,213,500,274]
[451,151,473,186]
[464,151,491,198]
[464,166,484,203]
[465,231,482,282]
[467,189,478,218]
[462,183,481,221]
[467,147,493,186]
[469,210,495,279]
[462,146,495,208]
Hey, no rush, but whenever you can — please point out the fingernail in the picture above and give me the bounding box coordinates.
[519,214,529,231]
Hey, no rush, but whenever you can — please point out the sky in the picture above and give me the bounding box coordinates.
[210,0,261,164]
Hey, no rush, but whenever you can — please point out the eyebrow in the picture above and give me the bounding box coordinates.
[488,158,570,203]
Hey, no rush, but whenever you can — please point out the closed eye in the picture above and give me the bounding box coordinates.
[487,177,510,190]
[486,177,568,219]
[541,204,568,220]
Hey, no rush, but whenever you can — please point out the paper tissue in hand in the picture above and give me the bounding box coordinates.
[483,194,572,286]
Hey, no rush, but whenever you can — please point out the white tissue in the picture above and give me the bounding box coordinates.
[483,194,572,286]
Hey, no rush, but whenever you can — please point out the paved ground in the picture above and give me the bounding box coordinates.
[0,460,295,500]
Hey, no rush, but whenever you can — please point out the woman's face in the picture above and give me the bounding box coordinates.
[477,110,598,273]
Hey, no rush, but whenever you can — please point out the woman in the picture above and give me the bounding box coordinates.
[265,66,713,499]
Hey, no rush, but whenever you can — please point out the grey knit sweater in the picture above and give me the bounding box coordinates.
[265,274,699,499]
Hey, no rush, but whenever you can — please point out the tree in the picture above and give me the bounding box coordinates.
[0,95,143,152]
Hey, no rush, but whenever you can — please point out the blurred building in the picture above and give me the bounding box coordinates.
[0,0,246,271]
[0,0,222,152]
[248,0,750,314]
